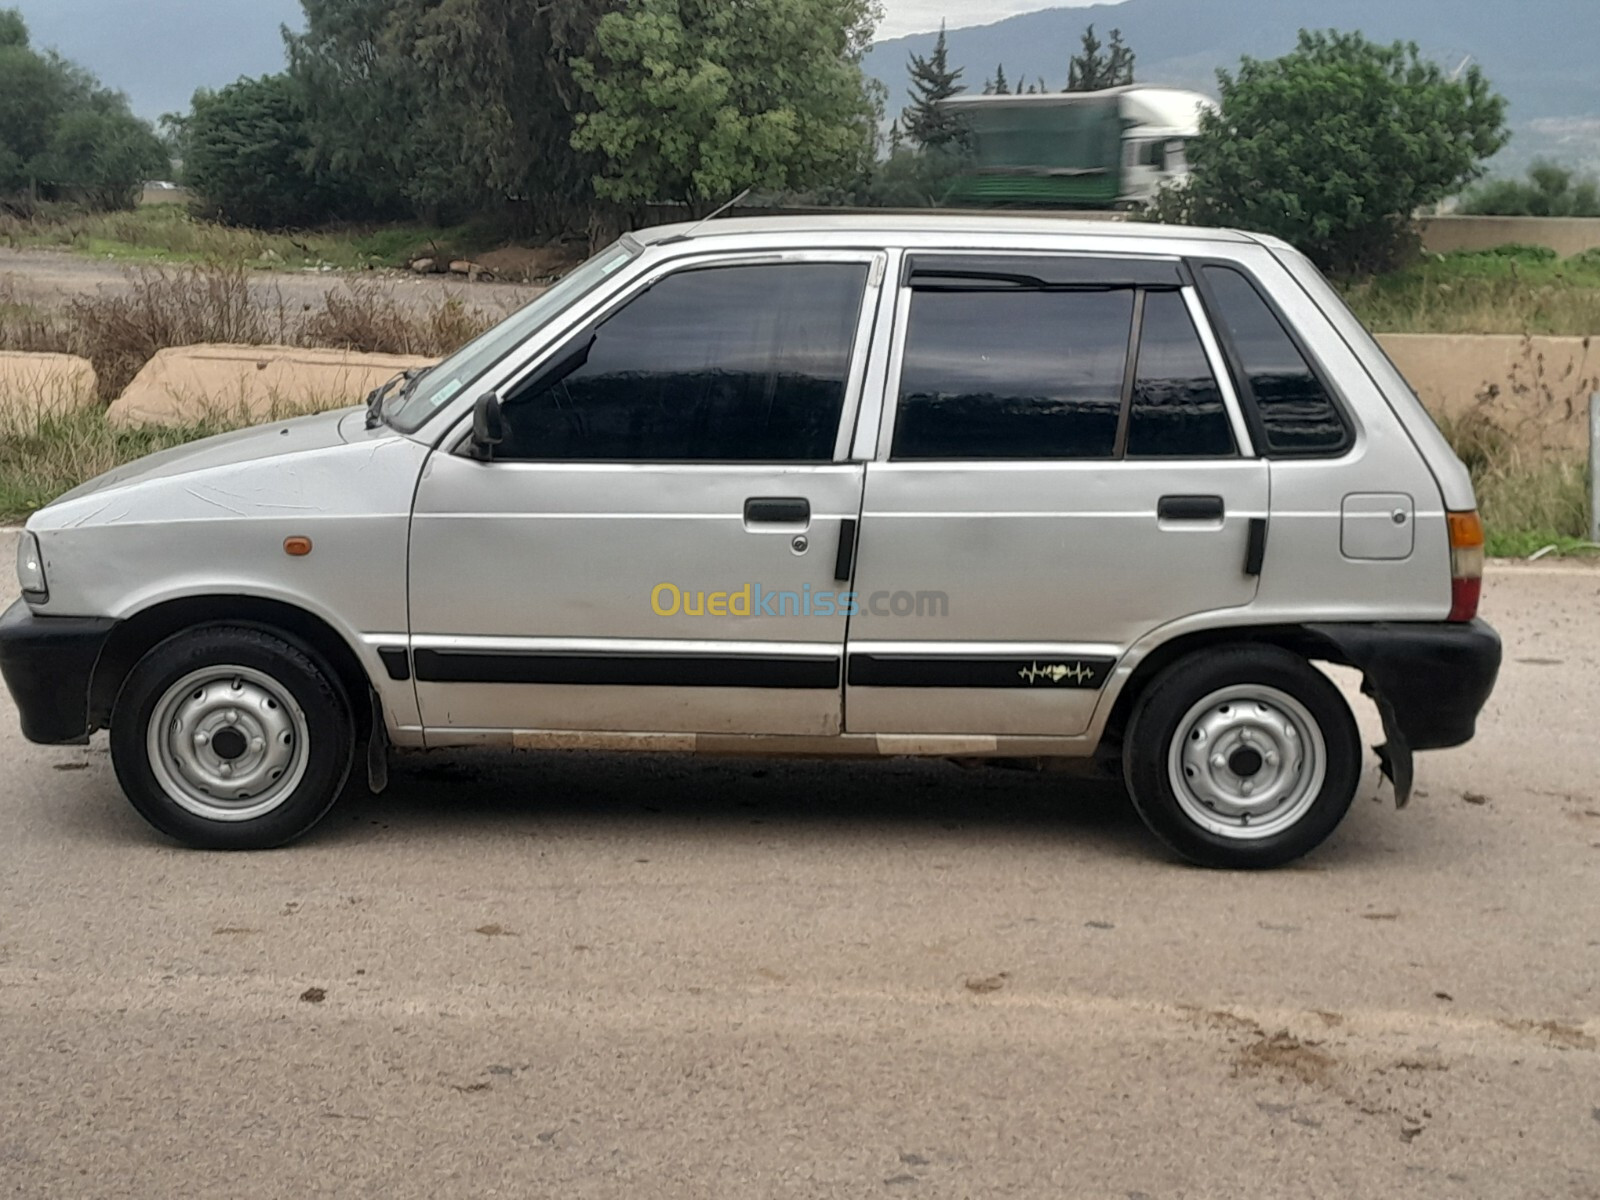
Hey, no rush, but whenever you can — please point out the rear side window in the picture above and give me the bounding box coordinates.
[498,262,867,462]
[1127,291,1235,458]
[892,290,1134,460]
[1200,265,1350,455]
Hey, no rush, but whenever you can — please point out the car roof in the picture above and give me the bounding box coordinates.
[630,212,1260,250]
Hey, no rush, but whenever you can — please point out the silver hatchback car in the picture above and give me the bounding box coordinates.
[0,216,1500,867]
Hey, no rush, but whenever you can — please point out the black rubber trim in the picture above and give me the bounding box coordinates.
[1157,494,1225,521]
[1245,517,1269,576]
[413,649,840,690]
[744,497,810,525]
[848,654,1115,690]
[907,253,1186,291]
[378,647,411,682]
[834,518,858,582]
[0,599,118,745]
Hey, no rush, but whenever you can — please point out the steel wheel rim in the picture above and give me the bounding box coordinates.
[147,666,310,822]
[1167,684,1326,841]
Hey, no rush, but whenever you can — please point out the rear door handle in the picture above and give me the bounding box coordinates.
[744,497,810,527]
[1157,494,1225,522]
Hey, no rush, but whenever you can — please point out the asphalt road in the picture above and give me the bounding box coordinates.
[1,532,1596,1199]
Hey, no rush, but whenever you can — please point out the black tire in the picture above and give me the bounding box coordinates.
[110,626,355,850]
[1123,645,1360,869]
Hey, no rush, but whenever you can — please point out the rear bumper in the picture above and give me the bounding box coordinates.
[0,599,117,745]
[1307,619,1502,804]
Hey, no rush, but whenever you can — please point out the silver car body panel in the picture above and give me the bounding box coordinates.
[18,214,1472,757]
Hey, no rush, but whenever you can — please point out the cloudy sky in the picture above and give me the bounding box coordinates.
[878,1,1095,40]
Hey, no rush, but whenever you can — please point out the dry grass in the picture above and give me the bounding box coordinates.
[1439,409,1594,556]
[303,279,494,356]
[64,268,294,400]
[1434,337,1599,555]
[1,265,496,401]
[0,263,501,518]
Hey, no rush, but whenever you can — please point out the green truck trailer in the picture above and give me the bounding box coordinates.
[939,86,1216,209]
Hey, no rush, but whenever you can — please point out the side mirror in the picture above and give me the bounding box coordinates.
[469,392,505,461]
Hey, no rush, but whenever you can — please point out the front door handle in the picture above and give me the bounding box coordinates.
[744,497,810,527]
[1157,494,1225,522]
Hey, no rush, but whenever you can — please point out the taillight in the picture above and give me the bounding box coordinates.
[1448,511,1485,622]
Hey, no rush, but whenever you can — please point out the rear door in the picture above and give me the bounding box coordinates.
[844,253,1268,738]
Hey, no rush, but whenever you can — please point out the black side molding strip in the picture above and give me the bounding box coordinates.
[377,647,411,682]
[834,518,858,582]
[848,654,1115,690]
[413,650,840,690]
[1245,517,1269,577]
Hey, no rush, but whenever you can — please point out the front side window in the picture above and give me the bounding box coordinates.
[388,240,638,433]
[497,262,868,462]
[1200,264,1350,455]
[893,289,1134,461]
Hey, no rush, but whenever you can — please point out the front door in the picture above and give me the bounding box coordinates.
[409,253,884,739]
[845,254,1268,738]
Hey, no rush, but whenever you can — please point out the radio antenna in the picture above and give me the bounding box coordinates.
[660,188,753,243]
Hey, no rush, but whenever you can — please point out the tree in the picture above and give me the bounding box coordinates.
[0,8,166,207]
[32,107,166,209]
[985,63,1010,96]
[573,0,881,212]
[1066,25,1134,92]
[181,76,336,228]
[1461,162,1600,218]
[288,0,618,229]
[901,23,967,153]
[1157,30,1508,275]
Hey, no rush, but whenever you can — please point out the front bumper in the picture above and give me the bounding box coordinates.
[1307,619,1503,806]
[0,599,117,745]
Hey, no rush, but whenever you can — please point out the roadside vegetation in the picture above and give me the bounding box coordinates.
[1460,162,1600,219]
[0,203,491,272]
[1440,408,1597,559]
[0,267,496,401]
[1343,246,1600,336]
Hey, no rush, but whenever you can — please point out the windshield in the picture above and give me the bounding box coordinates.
[386,239,640,433]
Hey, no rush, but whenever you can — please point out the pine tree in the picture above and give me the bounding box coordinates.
[992,63,1009,95]
[1066,25,1135,92]
[902,23,967,152]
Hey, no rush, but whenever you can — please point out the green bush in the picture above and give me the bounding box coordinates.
[181,76,338,228]
[1150,30,1508,276]
[1460,162,1600,218]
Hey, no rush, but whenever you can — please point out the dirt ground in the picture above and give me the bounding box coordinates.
[0,534,1596,1198]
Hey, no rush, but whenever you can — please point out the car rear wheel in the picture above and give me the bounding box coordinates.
[110,626,355,849]
[1123,645,1360,869]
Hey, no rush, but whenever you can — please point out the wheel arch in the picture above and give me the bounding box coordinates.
[90,595,376,739]
[1098,624,1352,754]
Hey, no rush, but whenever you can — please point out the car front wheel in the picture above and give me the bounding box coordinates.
[1123,645,1361,869]
[110,626,355,849]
